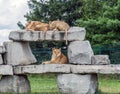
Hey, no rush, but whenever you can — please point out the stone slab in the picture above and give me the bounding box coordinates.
[0,75,30,93]
[14,64,70,74]
[14,64,120,74]
[71,64,120,74]
[3,42,37,66]
[92,55,110,65]
[9,27,86,41]
[68,40,94,64]
[0,46,5,54]
[0,65,13,75]
[57,74,98,94]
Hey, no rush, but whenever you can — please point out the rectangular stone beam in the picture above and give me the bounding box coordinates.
[14,64,120,74]
[14,64,71,74]
[9,27,86,42]
[0,65,13,75]
[71,64,120,74]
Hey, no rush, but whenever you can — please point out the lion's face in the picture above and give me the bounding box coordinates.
[52,48,61,58]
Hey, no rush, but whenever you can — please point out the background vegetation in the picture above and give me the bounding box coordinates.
[18,0,120,46]
[17,0,120,93]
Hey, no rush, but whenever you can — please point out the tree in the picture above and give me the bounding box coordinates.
[24,0,83,25]
[76,0,120,45]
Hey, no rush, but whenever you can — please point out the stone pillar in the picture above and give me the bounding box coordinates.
[3,41,37,65]
[57,74,98,94]
[1,42,34,93]
[0,54,3,64]
[0,75,31,93]
[68,40,94,64]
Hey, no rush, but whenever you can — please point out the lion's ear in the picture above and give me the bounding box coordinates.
[52,48,55,51]
[59,48,61,51]
[49,21,52,24]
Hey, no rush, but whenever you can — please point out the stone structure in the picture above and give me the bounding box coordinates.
[9,27,86,41]
[3,41,36,65]
[0,46,5,64]
[68,40,94,64]
[13,64,120,75]
[0,75,30,93]
[0,65,13,75]
[92,55,110,65]
[57,74,98,94]
[0,27,115,94]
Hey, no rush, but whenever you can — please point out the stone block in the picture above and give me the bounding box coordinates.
[0,75,31,93]
[0,65,13,75]
[3,42,37,65]
[9,27,86,41]
[14,64,71,74]
[0,54,3,64]
[68,40,94,64]
[57,74,98,94]
[0,46,5,54]
[92,55,110,65]
[71,64,120,74]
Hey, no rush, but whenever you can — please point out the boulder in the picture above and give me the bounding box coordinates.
[3,42,37,65]
[0,75,31,93]
[9,27,86,41]
[92,55,110,65]
[68,40,94,64]
[57,74,98,94]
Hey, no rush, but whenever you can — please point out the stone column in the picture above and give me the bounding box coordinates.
[68,40,94,64]
[0,41,35,93]
[3,41,37,65]
[57,74,98,94]
[0,54,3,64]
[0,75,31,93]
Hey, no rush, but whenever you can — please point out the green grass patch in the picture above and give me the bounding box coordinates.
[28,74,61,94]
[28,74,120,94]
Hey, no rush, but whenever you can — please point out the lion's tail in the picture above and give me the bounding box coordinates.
[65,29,68,45]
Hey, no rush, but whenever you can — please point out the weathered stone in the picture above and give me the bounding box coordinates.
[57,74,98,94]
[13,64,120,74]
[0,75,31,93]
[0,65,13,75]
[71,64,120,74]
[3,41,37,65]
[14,64,70,74]
[68,40,94,64]
[0,46,5,53]
[92,55,110,65]
[9,30,40,41]
[9,27,86,41]
[0,54,3,64]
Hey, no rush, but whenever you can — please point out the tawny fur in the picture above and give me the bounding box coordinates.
[26,21,49,31]
[42,48,68,64]
[25,21,49,39]
[49,20,70,45]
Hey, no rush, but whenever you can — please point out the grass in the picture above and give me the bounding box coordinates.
[28,74,120,94]
[28,74,60,94]
[97,75,120,94]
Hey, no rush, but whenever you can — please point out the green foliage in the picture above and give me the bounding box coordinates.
[76,0,120,45]
[17,21,25,29]
[18,0,120,46]
[25,0,82,25]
